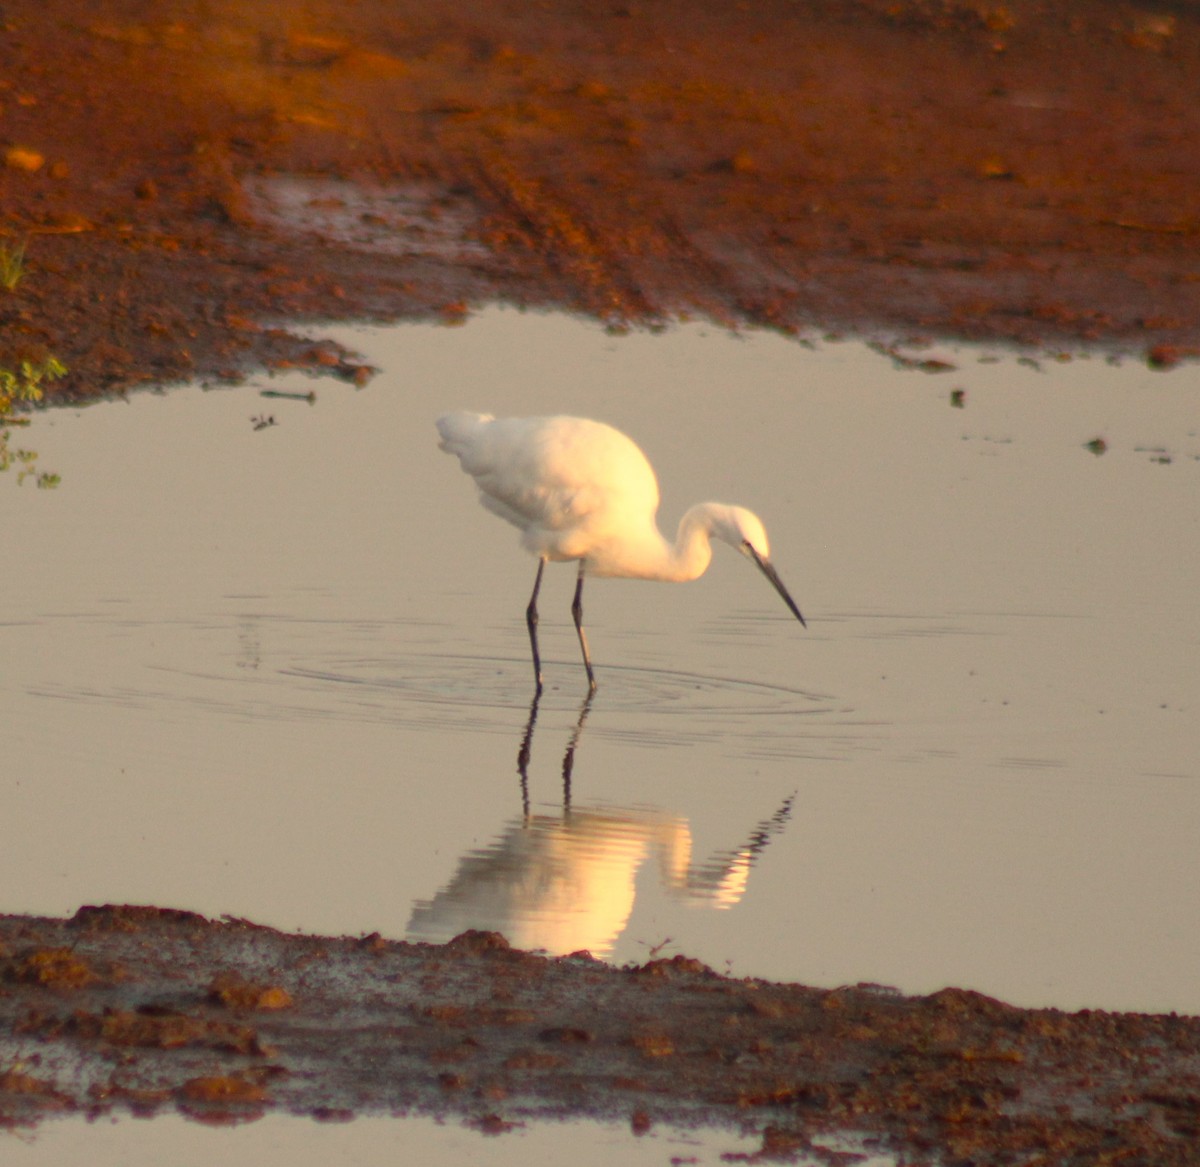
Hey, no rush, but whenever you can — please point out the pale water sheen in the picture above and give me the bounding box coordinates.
[3,308,1198,1019]
[4,1113,896,1167]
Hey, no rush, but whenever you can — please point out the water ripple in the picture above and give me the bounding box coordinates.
[282,651,837,717]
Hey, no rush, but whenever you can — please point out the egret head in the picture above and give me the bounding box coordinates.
[724,506,770,560]
[716,505,806,628]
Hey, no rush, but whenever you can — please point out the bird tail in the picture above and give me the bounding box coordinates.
[436,412,494,458]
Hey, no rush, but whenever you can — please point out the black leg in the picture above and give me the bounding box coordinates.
[561,688,595,810]
[526,558,546,694]
[571,562,597,692]
[516,689,540,821]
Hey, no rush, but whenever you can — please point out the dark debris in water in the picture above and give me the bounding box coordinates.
[867,342,958,373]
[2,905,1200,1163]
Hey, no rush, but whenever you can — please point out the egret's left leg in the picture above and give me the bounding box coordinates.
[571,562,597,692]
[526,557,547,694]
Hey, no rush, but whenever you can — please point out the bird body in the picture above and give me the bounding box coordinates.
[436,411,805,691]
[437,412,669,578]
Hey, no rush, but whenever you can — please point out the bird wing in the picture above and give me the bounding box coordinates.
[439,414,661,557]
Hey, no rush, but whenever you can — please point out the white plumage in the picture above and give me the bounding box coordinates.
[437,412,805,691]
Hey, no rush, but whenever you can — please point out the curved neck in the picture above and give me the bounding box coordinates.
[587,504,729,582]
[667,506,710,583]
[656,504,721,582]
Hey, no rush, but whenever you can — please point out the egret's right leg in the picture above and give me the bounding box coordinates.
[525,557,547,693]
[571,562,597,693]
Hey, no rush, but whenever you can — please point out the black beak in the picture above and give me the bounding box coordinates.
[746,544,806,628]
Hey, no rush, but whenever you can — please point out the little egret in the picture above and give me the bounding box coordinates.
[436,412,806,692]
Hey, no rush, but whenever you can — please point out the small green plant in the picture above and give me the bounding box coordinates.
[0,356,66,488]
[0,357,67,413]
[0,238,27,292]
[0,431,59,486]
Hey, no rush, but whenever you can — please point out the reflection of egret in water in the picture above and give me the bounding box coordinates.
[408,691,794,959]
[517,690,593,815]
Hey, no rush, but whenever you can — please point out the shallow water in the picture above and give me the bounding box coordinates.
[3,1112,893,1167]
[3,308,1198,1017]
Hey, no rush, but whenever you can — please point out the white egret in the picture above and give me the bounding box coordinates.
[436,412,806,692]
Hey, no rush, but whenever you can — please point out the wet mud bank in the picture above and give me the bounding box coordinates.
[4,0,1200,402]
[2,907,1199,1163]
[6,4,1200,1161]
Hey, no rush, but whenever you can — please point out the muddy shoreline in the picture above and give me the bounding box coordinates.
[4,0,1200,403]
[2,905,1199,1163]
[5,2,1200,1161]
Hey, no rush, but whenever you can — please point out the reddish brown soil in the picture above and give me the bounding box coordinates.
[4,0,1200,402]
[3,906,1200,1163]
[6,4,1200,1159]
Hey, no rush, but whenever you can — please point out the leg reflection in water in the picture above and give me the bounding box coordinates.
[517,688,595,817]
[408,696,793,959]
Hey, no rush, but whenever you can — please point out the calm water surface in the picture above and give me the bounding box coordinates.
[3,309,1198,1022]
[7,1112,893,1167]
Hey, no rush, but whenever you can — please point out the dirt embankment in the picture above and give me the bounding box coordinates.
[3,0,1200,401]
[5,5,1200,1160]
[3,906,1200,1163]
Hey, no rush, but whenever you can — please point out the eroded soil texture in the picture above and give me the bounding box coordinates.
[6,4,1200,1161]
[2,907,1200,1164]
[4,0,1200,400]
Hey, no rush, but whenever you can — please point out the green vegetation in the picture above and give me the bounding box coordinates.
[0,357,67,410]
[0,239,65,486]
[0,357,66,488]
[0,238,27,292]
[0,440,60,488]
